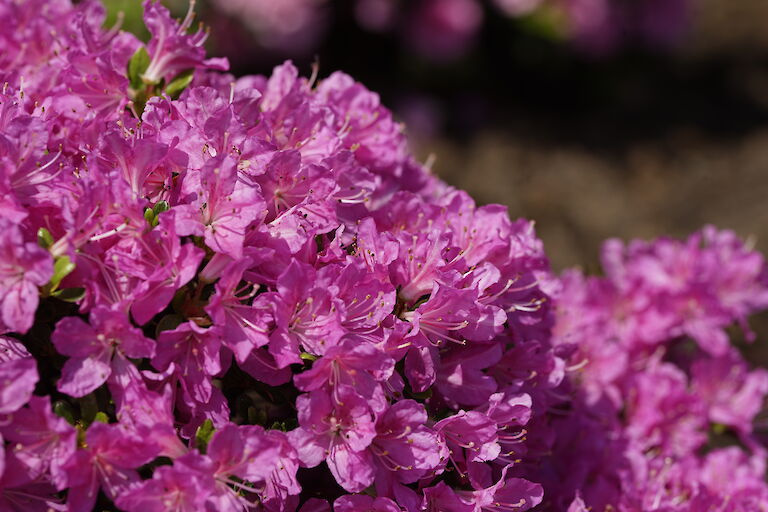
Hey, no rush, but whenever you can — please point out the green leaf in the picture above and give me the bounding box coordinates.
[50,256,76,292]
[93,412,110,424]
[300,352,318,362]
[52,287,86,303]
[37,227,54,249]
[155,313,185,337]
[153,200,170,215]
[409,389,433,401]
[53,400,76,425]
[78,394,99,426]
[165,69,194,99]
[128,46,151,90]
[195,419,215,453]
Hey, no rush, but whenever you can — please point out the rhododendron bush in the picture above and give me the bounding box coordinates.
[1,1,767,511]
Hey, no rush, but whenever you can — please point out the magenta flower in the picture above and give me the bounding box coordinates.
[207,423,280,483]
[435,343,502,407]
[175,155,265,259]
[141,0,228,85]
[205,257,270,363]
[258,259,343,367]
[369,400,447,493]
[334,494,402,512]
[293,338,393,410]
[421,481,474,512]
[115,452,215,512]
[691,351,768,434]
[1,0,765,509]
[152,321,223,403]
[470,465,544,512]
[289,387,377,492]
[0,336,38,415]
[52,305,155,397]
[0,219,53,334]
[1,396,76,490]
[64,422,159,512]
[434,410,501,470]
[128,212,205,325]
[0,447,62,511]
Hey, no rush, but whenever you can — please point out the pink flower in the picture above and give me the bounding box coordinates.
[0,219,53,334]
[141,0,228,85]
[0,336,38,415]
[115,452,215,512]
[1,396,76,489]
[289,388,377,492]
[152,321,223,403]
[470,465,544,512]
[64,422,159,511]
[52,305,155,397]
[334,494,402,512]
[175,155,265,259]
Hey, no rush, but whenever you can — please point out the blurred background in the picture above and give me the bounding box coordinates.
[104,0,768,273]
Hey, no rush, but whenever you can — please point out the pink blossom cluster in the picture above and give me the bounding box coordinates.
[0,1,766,511]
[545,228,768,510]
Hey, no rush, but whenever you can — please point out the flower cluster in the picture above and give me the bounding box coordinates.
[546,227,768,510]
[0,1,766,511]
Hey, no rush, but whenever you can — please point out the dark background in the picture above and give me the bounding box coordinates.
[106,0,768,272]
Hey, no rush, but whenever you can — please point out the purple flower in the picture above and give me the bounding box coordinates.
[129,212,205,325]
[369,400,447,492]
[469,465,544,512]
[422,481,474,512]
[152,321,223,403]
[0,447,62,511]
[0,336,38,415]
[115,452,215,512]
[624,363,707,456]
[141,0,228,85]
[0,219,53,334]
[1,396,76,490]
[691,351,768,435]
[64,422,159,511]
[205,257,270,363]
[258,259,343,367]
[52,305,155,397]
[175,155,265,259]
[289,388,377,492]
[334,494,402,512]
[434,410,501,472]
[293,338,393,410]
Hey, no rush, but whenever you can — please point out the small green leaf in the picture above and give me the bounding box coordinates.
[52,287,86,303]
[195,419,215,453]
[153,200,170,215]
[50,256,76,291]
[156,313,185,336]
[300,352,318,362]
[37,227,54,249]
[78,394,99,426]
[165,69,194,99]
[409,389,433,401]
[128,46,151,90]
[93,412,110,424]
[144,207,155,224]
[53,400,76,425]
